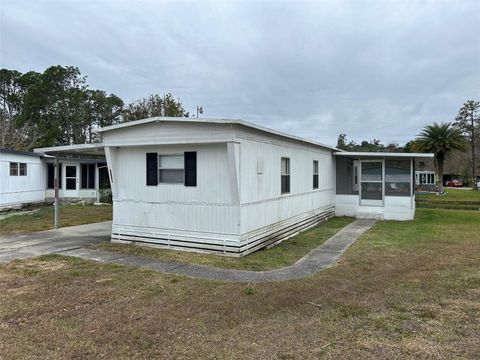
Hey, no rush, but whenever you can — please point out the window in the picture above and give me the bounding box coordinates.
[81,164,95,189]
[19,163,27,176]
[281,157,290,194]
[65,165,77,190]
[313,160,319,189]
[9,162,18,176]
[9,162,26,176]
[158,155,184,183]
[47,163,62,189]
[385,160,411,196]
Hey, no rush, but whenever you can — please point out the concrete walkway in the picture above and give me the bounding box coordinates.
[59,219,375,283]
[0,221,112,263]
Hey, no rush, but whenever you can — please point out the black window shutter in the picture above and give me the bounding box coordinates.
[184,151,197,187]
[146,153,158,186]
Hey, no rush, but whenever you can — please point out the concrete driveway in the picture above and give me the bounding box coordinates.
[0,221,112,263]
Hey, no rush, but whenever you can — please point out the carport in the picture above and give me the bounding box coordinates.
[34,143,107,228]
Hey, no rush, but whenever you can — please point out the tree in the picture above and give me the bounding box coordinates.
[8,65,124,148]
[454,100,480,190]
[0,69,41,150]
[123,93,189,122]
[336,133,349,150]
[84,90,123,142]
[413,122,466,193]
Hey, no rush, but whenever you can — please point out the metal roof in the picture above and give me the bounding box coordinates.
[0,148,44,158]
[34,143,105,156]
[95,117,340,152]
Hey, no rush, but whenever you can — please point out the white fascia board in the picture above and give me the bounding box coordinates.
[334,152,434,158]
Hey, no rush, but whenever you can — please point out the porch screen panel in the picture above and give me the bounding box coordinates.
[385,160,411,196]
[361,162,382,200]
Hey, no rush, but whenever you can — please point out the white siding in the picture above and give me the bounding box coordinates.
[335,194,415,220]
[235,130,335,234]
[102,121,233,147]
[0,152,45,208]
[104,121,337,255]
[111,144,240,236]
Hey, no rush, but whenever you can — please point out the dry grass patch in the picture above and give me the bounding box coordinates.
[0,204,112,235]
[94,216,353,271]
[0,209,479,359]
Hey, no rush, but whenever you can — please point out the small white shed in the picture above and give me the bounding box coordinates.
[0,149,45,209]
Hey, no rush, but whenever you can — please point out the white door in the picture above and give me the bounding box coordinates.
[359,160,384,206]
[63,164,79,197]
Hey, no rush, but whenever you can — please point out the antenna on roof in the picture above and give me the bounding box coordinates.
[196,106,203,118]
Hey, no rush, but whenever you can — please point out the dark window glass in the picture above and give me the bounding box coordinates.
[66,178,76,190]
[313,160,319,189]
[47,164,55,189]
[81,164,88,188]
[281,157,290,194]
[81,164,95,189]
[9,162,18,176]
[66,165,76,178]
[88,164,95,188]
[19,163,27,176]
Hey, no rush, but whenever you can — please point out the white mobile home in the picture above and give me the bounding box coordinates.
[35,117,432,256]
[0,149,45,209]
[0,148,109,210]
[98,118,337,255]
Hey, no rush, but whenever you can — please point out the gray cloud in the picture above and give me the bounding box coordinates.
[1,0,479,146]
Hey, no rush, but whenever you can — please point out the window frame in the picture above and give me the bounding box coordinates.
[19,163,27,176]
[158,154,185,184]
[281,157,290,194]
[359,160,384,205]
[313,160,319,189]
[9,162,18,176]
[81,163,96,189]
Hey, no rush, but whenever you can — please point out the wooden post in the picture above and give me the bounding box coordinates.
[54,156,59,229]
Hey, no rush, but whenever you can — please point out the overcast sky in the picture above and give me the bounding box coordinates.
[1,0,479,146]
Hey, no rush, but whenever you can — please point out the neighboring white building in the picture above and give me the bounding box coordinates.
[0,149,46,209]
[0,148,108,210]
[36,117,432,256]
[415,170,436,187]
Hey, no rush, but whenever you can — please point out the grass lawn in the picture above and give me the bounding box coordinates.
[95,217,353,271]
[0,208,479,358]
[416,188,480,210]
[0,204,112,236]
[417,188,480,202]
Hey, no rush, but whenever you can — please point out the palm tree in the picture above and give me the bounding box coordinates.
[413,122,466,193]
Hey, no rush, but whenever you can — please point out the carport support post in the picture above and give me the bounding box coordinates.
[54,156,59,229]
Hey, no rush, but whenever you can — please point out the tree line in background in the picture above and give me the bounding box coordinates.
[0,66,189,150]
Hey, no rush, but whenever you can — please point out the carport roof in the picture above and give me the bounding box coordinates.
[334,151,434,158]
[34,143,105,156]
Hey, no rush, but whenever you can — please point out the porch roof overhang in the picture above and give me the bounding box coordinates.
[34,143,105,157]
[334,151,434,159]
